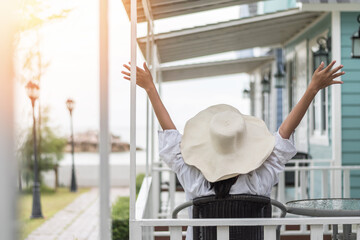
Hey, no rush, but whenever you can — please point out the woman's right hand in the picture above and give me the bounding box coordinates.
[122,62,154,92]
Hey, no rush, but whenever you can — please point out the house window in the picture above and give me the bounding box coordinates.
[311,88,328,136]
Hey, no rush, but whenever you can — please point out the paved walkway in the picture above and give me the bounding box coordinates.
[26,188,129,240]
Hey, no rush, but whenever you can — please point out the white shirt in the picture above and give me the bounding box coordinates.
[158,129,297,240]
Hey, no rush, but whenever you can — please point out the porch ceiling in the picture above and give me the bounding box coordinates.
[160,56,274,82]
[137,8,323,63]
[121,0,263,23]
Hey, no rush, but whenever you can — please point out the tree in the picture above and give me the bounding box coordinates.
[18,107,67,189]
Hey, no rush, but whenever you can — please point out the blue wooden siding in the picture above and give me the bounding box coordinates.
[341,12,360,197]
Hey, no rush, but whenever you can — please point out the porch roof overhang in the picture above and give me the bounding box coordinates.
[160,56,274,82]
[137,8,324,63]
[121,0,263,23]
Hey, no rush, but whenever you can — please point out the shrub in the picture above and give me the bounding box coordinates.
[112,174,145,240]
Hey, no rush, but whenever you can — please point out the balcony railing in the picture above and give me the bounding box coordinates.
[134,176,360,239]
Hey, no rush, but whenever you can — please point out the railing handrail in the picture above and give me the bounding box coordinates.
[133,217,360,226]
[284,165,360,171]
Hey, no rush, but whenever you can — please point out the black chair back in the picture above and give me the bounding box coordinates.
[192,194,272,240]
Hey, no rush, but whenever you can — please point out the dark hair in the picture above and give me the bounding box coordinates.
[209,176,239,199]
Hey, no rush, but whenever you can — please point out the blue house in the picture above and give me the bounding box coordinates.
[249,0,360,197]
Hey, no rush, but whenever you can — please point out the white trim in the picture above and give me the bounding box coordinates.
[130,3,137,240]
[136,217,360,227]
[301,3,360,12]
[99,0,110,239]
[139,8,303,41]
[284,12,329,46]
[331,11,342,198]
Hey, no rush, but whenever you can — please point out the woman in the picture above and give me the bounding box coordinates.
[122,60,344,239]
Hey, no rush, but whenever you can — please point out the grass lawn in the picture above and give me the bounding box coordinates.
[19,187,90,240]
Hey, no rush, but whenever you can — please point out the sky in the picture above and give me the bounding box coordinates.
[16,0,250,149]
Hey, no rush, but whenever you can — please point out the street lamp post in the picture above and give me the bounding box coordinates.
[25,81,43,219]
[66,99,77,192]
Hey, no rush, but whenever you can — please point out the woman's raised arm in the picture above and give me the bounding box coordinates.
[122,62,176,130]
[279,60,344,139]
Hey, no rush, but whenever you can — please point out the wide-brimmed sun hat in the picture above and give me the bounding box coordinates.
[181,104,275,183]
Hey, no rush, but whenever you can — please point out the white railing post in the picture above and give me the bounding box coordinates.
[322,170,329,198]
[264,226,277,240]
[343,169,350,198]
[277,172,285,203]
[295,162,299,199]
[217,226,229,240]
[310,225,323,240]
[170,226,183,240]
[99,0,110,239]
[356,224,360,240]
[129,0,137,240]
[300,169,307,198]
[169,171,176,216]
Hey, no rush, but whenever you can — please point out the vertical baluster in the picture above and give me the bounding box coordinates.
[217,226,229,240]
[278,172,285,204]
[322,170,329,198]
[170,172,176,216]
[310,165,315,198]
[310,225,323,240]
[300,170,307,198]
[264,226,277,240]
[343,169,350,198]
[295,162,299,199]
[170,226,182,240]
[356,224,360,240]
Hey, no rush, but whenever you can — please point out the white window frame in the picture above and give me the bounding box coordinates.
[309,33,330,146]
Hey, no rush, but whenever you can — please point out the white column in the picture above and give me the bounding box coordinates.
[130,0,137,239]
[331,11,342,198]
[99,0,110,239]
[0,1,16,239]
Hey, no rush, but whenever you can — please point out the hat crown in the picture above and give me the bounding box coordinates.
[209,110,245,154]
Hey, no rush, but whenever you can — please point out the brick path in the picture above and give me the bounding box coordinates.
[26,188,129,240]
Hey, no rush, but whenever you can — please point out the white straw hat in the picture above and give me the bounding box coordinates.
[181,104,275,183]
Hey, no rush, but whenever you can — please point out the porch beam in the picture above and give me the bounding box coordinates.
[130,1,137,239]
[301,3,360,12]
[99,0,110,239]
[331,11,342,198]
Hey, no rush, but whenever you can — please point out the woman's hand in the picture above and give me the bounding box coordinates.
[122,62,155,92]
[308,60,344,93]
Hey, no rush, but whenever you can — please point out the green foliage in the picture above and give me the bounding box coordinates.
[112,174,145,240]
[21,184,56,195]
[136,173,145,194]
[18,107,67,188]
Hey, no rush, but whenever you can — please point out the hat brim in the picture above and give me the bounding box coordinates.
[181,104,275,183]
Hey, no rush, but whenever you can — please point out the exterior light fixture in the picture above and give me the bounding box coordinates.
[313,37,329,71]
[351,15,360,58]
[274,63,286,89]
[243,89,250,98]
[261,76,270,93]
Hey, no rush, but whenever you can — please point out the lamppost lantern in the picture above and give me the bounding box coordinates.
[243,88,250,98]
[25,81,40,105]
[351,15,360,58]
[274,63,286,89]
[261,77,270,93]
[313,37,329,71]
[66,99,75,114]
